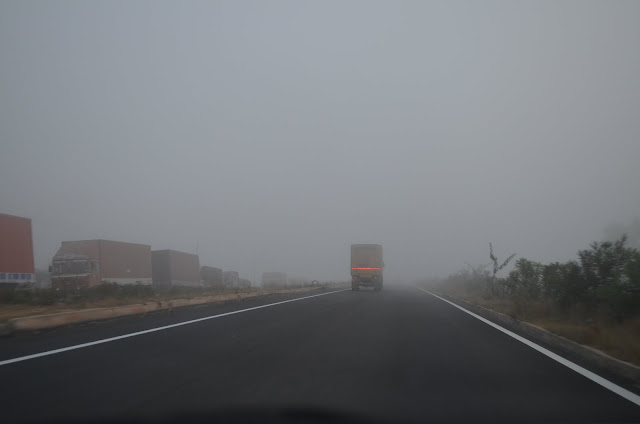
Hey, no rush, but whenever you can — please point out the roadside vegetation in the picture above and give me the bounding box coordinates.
[426,235,640,366]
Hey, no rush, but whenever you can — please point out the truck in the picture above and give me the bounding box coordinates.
[351,244,384,291]
[201,266,223,288]
[222,271,239,288]
[51,239,152,289]
[152,250,201,287]
[261,272,287,288]
[0,213,35,288]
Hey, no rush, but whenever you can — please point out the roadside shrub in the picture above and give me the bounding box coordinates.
[624,250,640,292]
[505,258,544,299]
[543,261,588,308]
[578,235,631,290]
[0,287,16,303]
[6,289,34,304]
[29,289,59,305]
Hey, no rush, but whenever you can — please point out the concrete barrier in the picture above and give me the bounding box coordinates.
[440,293,640,384]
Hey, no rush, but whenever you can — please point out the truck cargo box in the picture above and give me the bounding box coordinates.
[0,213,35,286]
[201,266,223,288]
[351,244,384,291]
[51,239,152,289]
[152,250,200,287]
[222,271,239,288]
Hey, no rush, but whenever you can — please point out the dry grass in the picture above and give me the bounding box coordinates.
[534,316,640,366]
[0,304,81,323]
[434,284,640,367]
[0,285,331,323]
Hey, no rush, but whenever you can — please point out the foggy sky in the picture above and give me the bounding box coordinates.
[1,1,639,283]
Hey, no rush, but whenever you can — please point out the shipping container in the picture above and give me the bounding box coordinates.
[152,250,200,287]
[261,272,287,288]
[0,213,35,286]
[200,266,223,288]
[51,240,152,289]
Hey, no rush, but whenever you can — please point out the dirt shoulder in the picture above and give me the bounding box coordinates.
[430,287,640,369]
[0,285,340,324]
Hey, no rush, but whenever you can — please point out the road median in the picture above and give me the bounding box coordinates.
[1,286,333,336]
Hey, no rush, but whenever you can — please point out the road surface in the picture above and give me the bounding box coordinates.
[1,286,639,423]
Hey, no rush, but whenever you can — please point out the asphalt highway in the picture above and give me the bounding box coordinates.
[1,286,639,423]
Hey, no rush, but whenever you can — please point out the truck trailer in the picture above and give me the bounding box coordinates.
[351,244,384,291]
[201,266,223,288]
[0,213,35,287]
[222,271,239,288]
[51,239,152,289]
[152,249,201,287]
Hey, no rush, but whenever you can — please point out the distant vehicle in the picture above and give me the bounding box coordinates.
[0,213,35,288]
[261,272,287,288]
[351,244,384,291]
[201,266,224,288]
[51,239,152,289]
[223,271,239,288]
[152,249,200,287]
[238,278,252,288]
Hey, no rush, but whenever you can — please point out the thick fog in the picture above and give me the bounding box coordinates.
[1,1,639,283]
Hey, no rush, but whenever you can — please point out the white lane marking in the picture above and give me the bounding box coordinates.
[417,287,640,407]
[0,289,348,367]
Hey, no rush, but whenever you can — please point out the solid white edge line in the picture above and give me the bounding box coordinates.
[0,289,349,367]
[416,287,640,407]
